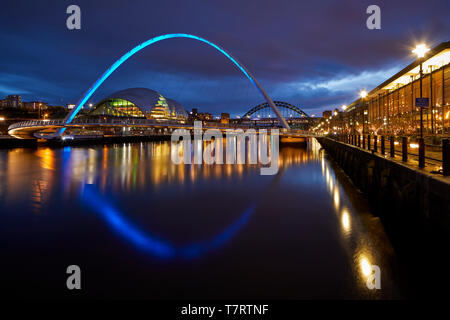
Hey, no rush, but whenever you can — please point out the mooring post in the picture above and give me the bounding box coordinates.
[390,136,395,157]
[381,136,385,155]
[358,134,361,147]
[367,134,371,151]
[443,139,449,176]
[374,135,378,153]
[402,137,408,162]
[419,137,425,168]
[362,134,366,149]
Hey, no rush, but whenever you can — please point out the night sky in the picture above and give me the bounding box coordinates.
[0,0,448,117]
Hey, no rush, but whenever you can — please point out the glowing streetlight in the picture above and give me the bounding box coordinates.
[412,44,430,58]
[341,105,347,111]
[360,90,367,99]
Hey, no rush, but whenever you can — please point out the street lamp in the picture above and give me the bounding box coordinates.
[360,90,367,99]
[412,43,430,168]
[412,44,430,138]
[341,105,347,133]
[412,44,430,58]
[360,90,367,135]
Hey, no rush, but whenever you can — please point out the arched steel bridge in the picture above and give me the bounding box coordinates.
[242,101,309,119]
[60,33,290,133]
[8,34,299,139]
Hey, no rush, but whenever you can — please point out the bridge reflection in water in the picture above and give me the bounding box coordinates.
[0,138,402,299]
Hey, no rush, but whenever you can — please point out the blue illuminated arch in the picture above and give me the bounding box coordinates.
[62,33,290,131]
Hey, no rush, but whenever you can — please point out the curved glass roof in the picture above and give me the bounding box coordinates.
[105,88,164,114]
[90,88,187,121]
[166,98,188,117]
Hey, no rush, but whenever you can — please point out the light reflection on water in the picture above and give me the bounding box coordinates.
[319,144,384,295]
[0,139,401,299]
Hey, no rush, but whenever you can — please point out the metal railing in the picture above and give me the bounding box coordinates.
[333,134,450,176]
[8,119,64,130]
[8,117,317,133]
[8,118,189,130]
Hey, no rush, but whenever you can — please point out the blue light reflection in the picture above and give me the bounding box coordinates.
[81,184,256,260]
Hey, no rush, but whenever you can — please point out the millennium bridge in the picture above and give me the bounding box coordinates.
[7,117,314,141]
[6,33,320,144]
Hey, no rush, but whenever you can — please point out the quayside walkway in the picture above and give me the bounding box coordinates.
[331,134,450,178]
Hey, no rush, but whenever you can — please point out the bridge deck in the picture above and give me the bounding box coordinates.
[8,119,315,139]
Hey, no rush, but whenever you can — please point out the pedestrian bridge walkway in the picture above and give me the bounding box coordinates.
[8,118,316,140]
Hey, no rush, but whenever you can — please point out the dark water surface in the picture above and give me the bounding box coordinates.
[0,139,404,299]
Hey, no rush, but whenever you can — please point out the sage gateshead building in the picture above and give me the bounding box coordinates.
[343,41,450,135]
[89,88,188,123]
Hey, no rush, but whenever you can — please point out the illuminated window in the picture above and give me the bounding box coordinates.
[89,98,145,118]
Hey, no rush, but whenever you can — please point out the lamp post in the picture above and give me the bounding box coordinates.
[341,105,347,134]
[412,44,430,168]
[360,90,367,135]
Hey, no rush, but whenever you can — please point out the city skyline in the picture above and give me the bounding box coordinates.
[1,0,449,117]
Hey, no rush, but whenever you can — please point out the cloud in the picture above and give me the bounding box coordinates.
[0,0,448,115]
[0,72,73,103]
[307,67,402,92]
[264,65,403,113]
